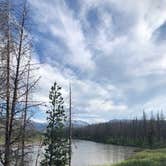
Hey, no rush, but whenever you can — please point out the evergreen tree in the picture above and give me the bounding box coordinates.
[41,82,69,166]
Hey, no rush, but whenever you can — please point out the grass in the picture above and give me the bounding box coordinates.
[0,132,43,145]
[112,148,166,166]
[0,136,4,144]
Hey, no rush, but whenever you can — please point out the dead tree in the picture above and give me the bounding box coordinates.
[20,60,30,165]
[69,84,72,166]
[0,0,40,165]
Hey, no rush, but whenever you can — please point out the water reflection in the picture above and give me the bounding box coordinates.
[71,140,135,166]
[31,140,135,166]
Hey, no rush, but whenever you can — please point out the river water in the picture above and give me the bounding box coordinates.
[71,140,135,166]
[32,140,136,166]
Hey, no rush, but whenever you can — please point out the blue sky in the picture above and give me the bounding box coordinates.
[28,0,166,123]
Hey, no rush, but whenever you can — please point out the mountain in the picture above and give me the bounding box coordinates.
[66,120,89,128]
[109,119,132,123]
[32,121,47,132]
[32,120,89,132]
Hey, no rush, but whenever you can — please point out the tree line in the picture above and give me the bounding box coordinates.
[73,111,166,148]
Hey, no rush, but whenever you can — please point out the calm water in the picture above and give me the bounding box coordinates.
[32,140,136,166]
[71,140,136,166]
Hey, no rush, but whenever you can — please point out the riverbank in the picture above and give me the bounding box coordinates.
[112,148,166,166]
[74,137,166,149]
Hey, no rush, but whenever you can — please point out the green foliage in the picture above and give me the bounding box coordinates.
[40,82,69,166]
[73,111,166,148]
[112,148,166,166]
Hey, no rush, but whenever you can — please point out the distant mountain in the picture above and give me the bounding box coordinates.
[109,119,132,123]
[32,121,47,132]
[32,120,89,132]
[66,120,89,128]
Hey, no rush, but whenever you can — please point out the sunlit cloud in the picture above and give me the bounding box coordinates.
[28,0,166,123]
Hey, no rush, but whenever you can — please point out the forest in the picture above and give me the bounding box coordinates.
[73,112,166,148]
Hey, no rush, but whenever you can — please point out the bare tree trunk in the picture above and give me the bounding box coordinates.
[8,0,26,147]
[20,60,30,165]
[4,0,11,165]
[69,84,72,166]
[35,139,43,166]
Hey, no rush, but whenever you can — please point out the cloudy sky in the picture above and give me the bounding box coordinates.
[28,0,166,123]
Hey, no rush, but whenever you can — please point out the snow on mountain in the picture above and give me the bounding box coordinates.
[32,120,89,132]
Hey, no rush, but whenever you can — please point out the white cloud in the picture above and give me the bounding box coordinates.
[29,0,166,122]
[81,0,166,74]
[32,56,126,122]
[143,95,166,112]
[88,99,127,112]
[29,0,95,72]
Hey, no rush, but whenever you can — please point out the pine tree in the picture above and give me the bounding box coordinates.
[41,82,69,166]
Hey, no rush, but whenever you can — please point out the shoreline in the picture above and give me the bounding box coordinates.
[73,137,166,150]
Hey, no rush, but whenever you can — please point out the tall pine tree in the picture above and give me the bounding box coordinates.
[41,82,69,166]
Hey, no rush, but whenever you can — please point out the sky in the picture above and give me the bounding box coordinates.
[28,0,166,123]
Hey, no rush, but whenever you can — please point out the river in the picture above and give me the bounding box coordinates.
[32,140,136,166]
[71,140,135,166]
